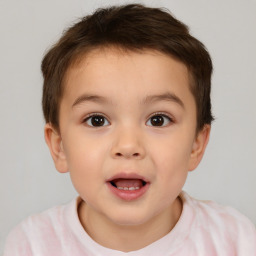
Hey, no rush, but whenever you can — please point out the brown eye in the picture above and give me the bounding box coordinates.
[146,114,172,127]
[151,115,164,126]
[85,115,109,127]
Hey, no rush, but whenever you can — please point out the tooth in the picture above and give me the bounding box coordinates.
[117,186,141,191]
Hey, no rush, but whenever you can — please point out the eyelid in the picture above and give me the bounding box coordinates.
[147,112,174,122]
[146,112,175,127]
[83,112,110,126]
[84,112,108,119]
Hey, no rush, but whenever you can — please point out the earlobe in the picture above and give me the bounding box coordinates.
[44,123,68,173]
[188,125,211,171]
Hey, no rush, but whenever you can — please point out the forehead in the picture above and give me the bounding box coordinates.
[63,48,192,98]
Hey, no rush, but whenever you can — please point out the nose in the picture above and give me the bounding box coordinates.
[111,126,146,160]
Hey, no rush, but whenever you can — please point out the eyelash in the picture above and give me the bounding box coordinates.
[146,112,174,127]
[82,112,174,127]
[83,113,110,127]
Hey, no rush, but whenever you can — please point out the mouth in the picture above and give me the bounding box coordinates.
[106,173,150,201]
[110,178,147,191]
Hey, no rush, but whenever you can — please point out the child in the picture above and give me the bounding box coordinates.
[4,4,256,255]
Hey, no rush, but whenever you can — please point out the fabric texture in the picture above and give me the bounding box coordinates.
[3,192,256,256]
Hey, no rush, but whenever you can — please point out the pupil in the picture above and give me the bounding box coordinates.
[92,116,104,126]
[151,115,164,126]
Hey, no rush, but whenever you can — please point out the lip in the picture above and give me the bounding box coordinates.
[106,172,150,183]
[106,172,150,201]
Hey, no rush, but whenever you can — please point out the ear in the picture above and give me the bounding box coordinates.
[44,123,69,173]
[188,125,211,171]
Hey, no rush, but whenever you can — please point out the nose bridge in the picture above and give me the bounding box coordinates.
[111,123,145,159]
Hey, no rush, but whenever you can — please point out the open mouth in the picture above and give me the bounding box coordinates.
[106,173,150,200]
[110,178,147,191]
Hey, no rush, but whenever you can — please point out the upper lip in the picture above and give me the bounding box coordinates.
[106,172,150,183]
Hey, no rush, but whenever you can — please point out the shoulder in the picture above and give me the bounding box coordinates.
[3,197,79,256]
[181,192,256,254]
[185,192,255,230]
[10,200,71,237]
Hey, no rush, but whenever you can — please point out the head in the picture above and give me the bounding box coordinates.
[42,4,213,244]
[42,4,213,134]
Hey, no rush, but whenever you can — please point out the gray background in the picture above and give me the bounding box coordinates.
[1,0,255,253]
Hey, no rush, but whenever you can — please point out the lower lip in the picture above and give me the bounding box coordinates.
[106,182,150,201]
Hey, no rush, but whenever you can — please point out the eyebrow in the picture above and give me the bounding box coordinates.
[72,92,184,109]
[142,92,185,108]
[72,94,109,108]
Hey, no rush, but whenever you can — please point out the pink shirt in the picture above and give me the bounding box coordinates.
[4,192,256,255]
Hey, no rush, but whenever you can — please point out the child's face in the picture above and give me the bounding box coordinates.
[45,48,209,228]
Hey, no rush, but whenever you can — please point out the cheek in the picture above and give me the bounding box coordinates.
[156,146,189,195]
[64,130,107,166]
[62,132,109,191]
[153,137,193,170]
[150,134,193,188]
[66,139,107,202]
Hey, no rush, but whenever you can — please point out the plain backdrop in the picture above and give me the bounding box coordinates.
[0,0,255,252]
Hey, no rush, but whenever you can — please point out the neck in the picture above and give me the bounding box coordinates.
[78,197,182,252]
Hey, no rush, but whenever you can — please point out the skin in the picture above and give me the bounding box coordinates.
[45,48,210,252]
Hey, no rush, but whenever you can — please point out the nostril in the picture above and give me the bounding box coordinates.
[114,151,142,158]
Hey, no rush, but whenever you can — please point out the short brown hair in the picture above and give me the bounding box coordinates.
[42,4,214,132]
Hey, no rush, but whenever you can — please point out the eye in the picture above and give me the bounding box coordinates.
[146,114,173,127]
[84,114,110,127]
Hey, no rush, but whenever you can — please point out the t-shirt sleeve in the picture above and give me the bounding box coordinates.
[197,199,256,255]
[234,212,256,255]
[3,224,33,256]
